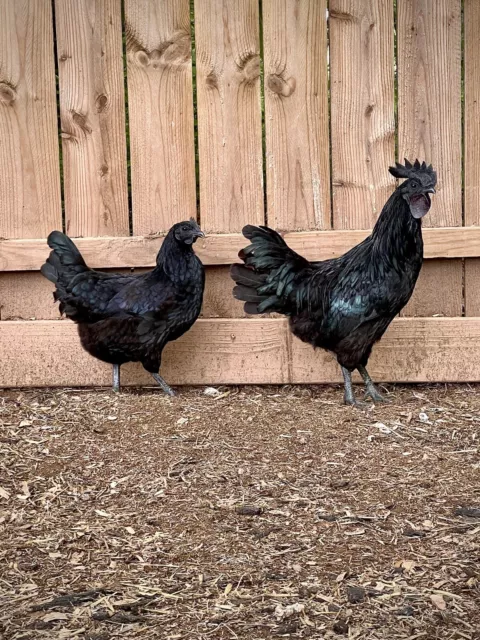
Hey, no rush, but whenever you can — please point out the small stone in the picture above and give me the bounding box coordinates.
[317,513,337,522]
[346,585,366,604]
[204,387,221,397]
[454,506,480,518]
[403,526,426,538]
[333,619,349,635]
[395,605,415,617]
[235,505,262,516]
[330,479,350,489]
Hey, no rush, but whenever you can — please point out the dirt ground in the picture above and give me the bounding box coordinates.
[0,383,479,640]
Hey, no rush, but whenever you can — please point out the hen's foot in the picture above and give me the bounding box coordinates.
[151,373,176,396]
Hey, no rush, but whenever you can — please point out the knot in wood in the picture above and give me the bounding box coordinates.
[267,74,296,98]
[162,32,191,65]
[135,50,150,67]
[238,53,260,84]
[95,93,109,113]
[205,71,218,89]
[0,82,17,106]
[71,110,92,135]
[329,9,358,23]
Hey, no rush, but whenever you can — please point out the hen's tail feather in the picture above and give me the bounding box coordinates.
[230,225,311,316]
[47,230,87,267]
[41,231,88,284]
[40,261,58,284]
[41,232,90,319]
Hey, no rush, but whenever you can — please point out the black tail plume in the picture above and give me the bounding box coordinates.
[230,225,311,315]
[40,231,88,283]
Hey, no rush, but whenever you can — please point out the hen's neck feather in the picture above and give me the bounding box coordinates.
[154,232,196,279]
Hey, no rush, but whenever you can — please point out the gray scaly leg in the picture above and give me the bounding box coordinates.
[357,365,389,403]
[151,373,176,396]
[341,366,362,406]
[112,364,120,393]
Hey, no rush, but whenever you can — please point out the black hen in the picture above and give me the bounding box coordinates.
[41,219,205,394]
[231,160,437,405]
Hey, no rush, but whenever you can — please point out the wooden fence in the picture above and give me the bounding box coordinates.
[1,0,480,388]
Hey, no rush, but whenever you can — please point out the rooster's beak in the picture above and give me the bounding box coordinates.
[426,188,436,195]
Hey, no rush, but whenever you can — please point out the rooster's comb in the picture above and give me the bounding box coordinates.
[389,159,436,184]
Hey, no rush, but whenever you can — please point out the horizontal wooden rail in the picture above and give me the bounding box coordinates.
[1,317,480,388]
[1,227,480,272]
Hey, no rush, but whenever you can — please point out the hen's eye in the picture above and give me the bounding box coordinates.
[182,226,188,231]
[410,181,418,189]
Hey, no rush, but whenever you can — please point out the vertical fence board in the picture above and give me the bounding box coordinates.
[330,0,395,230]
[55,0,129,237]
[195,0,263,233]
[263,0,330,231]
[0,0,61,239]
[398,0,462,317]
[464,0,480,316]
[125,0,196,235]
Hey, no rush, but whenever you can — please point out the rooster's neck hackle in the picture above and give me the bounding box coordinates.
[371,189,423,265]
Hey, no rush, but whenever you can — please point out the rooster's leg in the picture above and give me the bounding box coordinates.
[112,364,120,393]
[151,373,176,397]
[357,365,389,403]
[341,367,365,406]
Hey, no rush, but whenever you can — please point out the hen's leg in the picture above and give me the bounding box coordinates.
[112,364,120,393]
[151,373,175,397]
[341,367,365,407]
[357,365,389,403]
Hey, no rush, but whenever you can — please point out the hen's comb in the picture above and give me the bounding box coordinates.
[389,159,436,184]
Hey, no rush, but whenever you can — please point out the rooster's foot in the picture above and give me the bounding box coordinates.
[364,387,390,404]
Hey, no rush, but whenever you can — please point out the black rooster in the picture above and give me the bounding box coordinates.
[231,160,436,406]
[41,219,205,394]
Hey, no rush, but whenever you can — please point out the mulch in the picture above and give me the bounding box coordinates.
[0,383,479,639]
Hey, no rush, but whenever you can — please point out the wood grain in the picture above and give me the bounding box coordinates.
[330,0,395,229]
[0,273,58,320]
[194,0,263,232]
[464,0,480,316]
[397,0,462,316]
[125,0,196,235]
[0,319,290,387]
[263,0,330,230]
[202,267,246,318]
[2,227,480,272]
[290,317,480,383]
[401,259,463,317]
[2,317,480,388]
[0,0,61,239]
[55,0,129,237]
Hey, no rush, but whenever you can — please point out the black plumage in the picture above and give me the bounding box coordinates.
[231,160,437,405]
[41,219,205,394]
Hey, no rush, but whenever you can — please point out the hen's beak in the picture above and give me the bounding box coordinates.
[195,230,206,239]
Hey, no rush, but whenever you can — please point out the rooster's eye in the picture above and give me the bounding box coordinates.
[410,181,418,189]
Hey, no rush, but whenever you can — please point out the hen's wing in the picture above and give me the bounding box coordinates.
[57,270,140,322]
